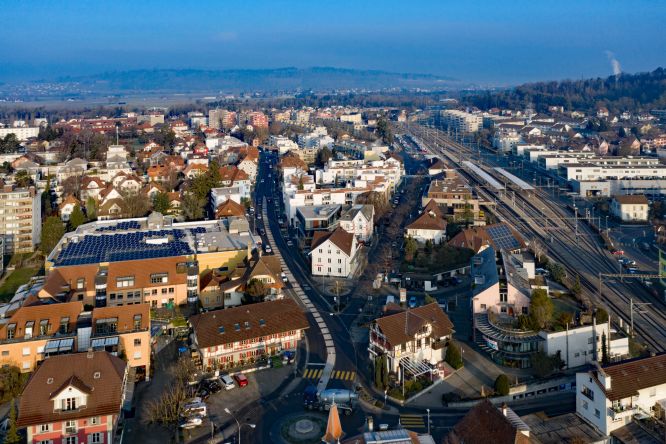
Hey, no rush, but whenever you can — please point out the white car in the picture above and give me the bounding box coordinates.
[281,272,288,283]
[179,415,203,429]
[220,374,235,390]
[265,245,272,253]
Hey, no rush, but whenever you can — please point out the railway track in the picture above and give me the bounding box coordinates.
[401,123,666,351]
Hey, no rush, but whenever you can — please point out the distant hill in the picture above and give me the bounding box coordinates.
[57,67,459,93]
[462,68,666,113]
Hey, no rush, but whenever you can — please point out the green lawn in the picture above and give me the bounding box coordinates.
[0,267,40,302]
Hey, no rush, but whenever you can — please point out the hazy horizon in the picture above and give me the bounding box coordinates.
[2,0,665,86]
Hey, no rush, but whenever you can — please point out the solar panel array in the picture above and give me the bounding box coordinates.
[486,224,521,251]
[55,228,206,266]
[96,221,142,232]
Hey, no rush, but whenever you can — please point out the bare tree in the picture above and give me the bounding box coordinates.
[530,237,546,264]
[120,190,150,218]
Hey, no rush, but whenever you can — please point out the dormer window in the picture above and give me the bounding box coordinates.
[39,319,50,336]
[6,323,16,339]
[24,321,34,339]
[59,317,70,334]
[63,397,77,411]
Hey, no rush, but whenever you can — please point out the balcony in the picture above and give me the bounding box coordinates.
[581,387,595,401]
[610,405,636,421]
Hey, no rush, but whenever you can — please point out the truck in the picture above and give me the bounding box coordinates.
[303,386,358,415]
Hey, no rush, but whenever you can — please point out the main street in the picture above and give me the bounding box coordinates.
[399,122,666,351]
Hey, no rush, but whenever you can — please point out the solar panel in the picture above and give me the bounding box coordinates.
[486,224,521,251]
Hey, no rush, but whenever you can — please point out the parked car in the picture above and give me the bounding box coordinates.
[220,374,235,390]
[179,415,203,429]
[265,245,273,254]
[204,379,222,394]
[287,239,294,247]
[281,272,288,283]
[408,296,417,308]
[234,373,249,387]
[612,250,624,255]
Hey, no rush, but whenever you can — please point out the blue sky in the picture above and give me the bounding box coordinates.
[1,0,664,84]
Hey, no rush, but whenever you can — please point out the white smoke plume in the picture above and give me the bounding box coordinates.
[605,50,622,76]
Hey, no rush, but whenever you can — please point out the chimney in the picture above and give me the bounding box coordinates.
[501,402,508,417]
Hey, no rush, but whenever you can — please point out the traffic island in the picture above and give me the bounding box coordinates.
[278,413,327,444]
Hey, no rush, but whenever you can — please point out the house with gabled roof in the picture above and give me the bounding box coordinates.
[444,399,533,444]
[368,302,454,375]
[59,194,81,222]
[405,200,447,244]
[310,227,360,278]
[17,351,128,444]
[189,299,308,371]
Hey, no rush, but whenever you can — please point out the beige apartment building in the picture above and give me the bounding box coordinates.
[0,302,152,379]
[0,184,41,253]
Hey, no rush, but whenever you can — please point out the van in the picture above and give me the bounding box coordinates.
[385,295,395,306]
[220,374,235,390]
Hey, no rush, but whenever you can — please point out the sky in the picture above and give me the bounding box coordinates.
[1,0,665,85]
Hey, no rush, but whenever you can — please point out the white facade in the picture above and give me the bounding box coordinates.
[576,360,666,436]
[269,135,299,155]
[540,322,629,369]
[0,126,39,141]
[310,236,358,278]
[610,198,649,222]
[339,205,374,243]
[441,110,482,133]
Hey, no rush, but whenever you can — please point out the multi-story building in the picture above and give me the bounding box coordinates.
[247,111,268,129]
[369,303,454,376]
[610,195,649,222]
[269,135,299,155]
[17,351,128,444]
[339,204,374,243]
[189,299,308,371]
[422,171,484,225]
[43,214,255,307]
[0,301,151,378]
[0,126,39,140]
[310,227,359,278]
[441,110,482,133]
[0,184,41,253]
[296,204,343,247]
[576,354,666,437]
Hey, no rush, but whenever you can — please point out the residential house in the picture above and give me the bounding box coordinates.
[81,177,108,202]
[17,351,128,444]
[368,302,454,376]
[405,200,447,244]
[189,299,308,371]
[215,198,246,220]
[576,354,666,437]
[339,204,374,243]
[310,227,360,278]
[444,399,533,444]
[610,195,649,222]
[59,195,81,222]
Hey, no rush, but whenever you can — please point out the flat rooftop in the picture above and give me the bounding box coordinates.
[51,216,253,267]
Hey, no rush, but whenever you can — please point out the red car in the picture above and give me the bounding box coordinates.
[611,250,624,255]
[234,373,248,387]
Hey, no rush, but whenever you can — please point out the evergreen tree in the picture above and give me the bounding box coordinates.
[445,341,463,369]
[494,374,510,396]
[86,197,97,221]
[41,216,65,255]
[601,331,609,365]
[152,192,171,214]
[68,204,86,230]
[5,399,20,444]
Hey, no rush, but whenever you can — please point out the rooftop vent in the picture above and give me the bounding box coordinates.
[47,377,54,385]
[218,326,225,334]
[93,372,101,379]
[234,323,240,332]
[259,319,266,327]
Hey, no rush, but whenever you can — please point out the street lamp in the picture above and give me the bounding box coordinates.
[426,408,430,435]
[224,408,256,444]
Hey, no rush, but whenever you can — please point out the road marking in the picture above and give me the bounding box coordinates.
[400,415,425,428]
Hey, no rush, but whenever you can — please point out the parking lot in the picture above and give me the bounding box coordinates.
[182,364,297,443]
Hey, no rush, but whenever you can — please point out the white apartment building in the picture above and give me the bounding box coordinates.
[269,135,299,155]
[558,163,666,182]
[513,143,547,157]
[211,186,249,206]
[0,185,41,253]
[610,195,649,222]
[576,354,666,437]
[540,322,629,369]
[0,126,39,141]
[536,152,597,170]
[339,204,374,243]
[310,227,359,278]
[492,130,522,153]
[441,110,482,133]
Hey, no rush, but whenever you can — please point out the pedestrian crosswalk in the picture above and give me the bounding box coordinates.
[303,368,323,380]
[302,368,356,381]
[399,414,425,429]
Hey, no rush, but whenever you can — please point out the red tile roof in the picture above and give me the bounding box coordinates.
[17,351,127,427]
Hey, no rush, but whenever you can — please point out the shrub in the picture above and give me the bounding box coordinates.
[445,341,463,369]
[494,374,510,396]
